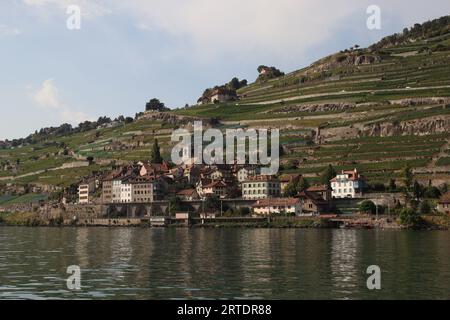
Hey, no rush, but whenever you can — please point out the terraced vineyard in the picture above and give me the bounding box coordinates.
[1,16,449,193]
[175,17,450,186]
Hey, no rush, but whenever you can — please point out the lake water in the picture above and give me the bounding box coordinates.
[0,227,449,300]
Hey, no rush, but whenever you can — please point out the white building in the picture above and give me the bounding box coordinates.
[330,169,364,198]
[242,175,281,200]
[120,182,133,203]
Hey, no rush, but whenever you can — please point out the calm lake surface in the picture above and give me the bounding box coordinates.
[0,227,449,300]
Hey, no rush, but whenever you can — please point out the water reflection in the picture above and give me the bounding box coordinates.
[330,230,359,299]
[0,227,449,299]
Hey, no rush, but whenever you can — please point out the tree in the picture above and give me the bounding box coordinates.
[388,178,397,192]
[169,196,183,214]
[359,200,376,215]
[321,165,336,187]
[297,177,309,192]
[150,139,163,164]
[204,195,221,212]
[284,182,298,197]
[399,208,421,227]
[413,180,424,199]
[145,98,168,112]
[419,200,432,215]
[403,164,413,191]
[424,186,441,199]
[86,156,94,165]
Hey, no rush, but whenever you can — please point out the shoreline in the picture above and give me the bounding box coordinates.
[1,213,449,230]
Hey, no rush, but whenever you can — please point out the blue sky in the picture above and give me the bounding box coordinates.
[1,0,449,139]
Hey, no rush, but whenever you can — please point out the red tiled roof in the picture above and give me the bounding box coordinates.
[298,191,327,204]
[279,173,301,183]
[177,189,197,196]
[204,180,227,188]
[307,185,330,192]
[245,175,278,182]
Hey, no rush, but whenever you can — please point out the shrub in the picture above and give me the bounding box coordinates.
[399,208,421,226]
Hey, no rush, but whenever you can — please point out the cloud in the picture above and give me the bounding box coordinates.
[32,79,93,125]
[21,0,450,62]
[23,0,111,19]
[34,79,60,109]
[0,25,21,36]
[117,0,359,59]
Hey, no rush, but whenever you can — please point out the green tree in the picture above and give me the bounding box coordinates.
[86,156,94,165]
[399,208,421,227]
[413,180,424,199]
[403,164,413,191]
[169,196,183,214]
[388,178,397,192]
[424,186,441,199]
[297,177,309,192]
[283,181,298,197]
[145,98,167,112]
[204,195,221,212]
[320,165,336,187]
[419,200,432,215]
[359,200,376,215]
[150,139,163,164]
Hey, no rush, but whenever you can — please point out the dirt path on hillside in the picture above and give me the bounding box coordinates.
[0,161,90,182]
[245,85,450,106]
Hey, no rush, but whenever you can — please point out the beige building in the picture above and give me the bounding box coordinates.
[102,180,113,203]
[131,177,159,203]
[202,180,228,199]
[78,180,97,204]
[242,175,281,200]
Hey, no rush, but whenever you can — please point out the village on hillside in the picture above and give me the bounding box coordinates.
[67,146,449,228]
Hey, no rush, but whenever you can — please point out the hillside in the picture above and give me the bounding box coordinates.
[1,16,450,197]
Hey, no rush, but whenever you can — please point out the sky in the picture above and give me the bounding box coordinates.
[0,0,449,140]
